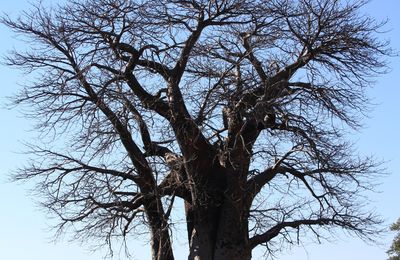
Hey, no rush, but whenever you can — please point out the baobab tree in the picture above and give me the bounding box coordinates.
[2,0,390,259]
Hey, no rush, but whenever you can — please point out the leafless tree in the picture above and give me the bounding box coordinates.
[2,0,391,259]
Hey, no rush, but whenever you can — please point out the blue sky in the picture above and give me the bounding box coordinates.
[0,1,399,259]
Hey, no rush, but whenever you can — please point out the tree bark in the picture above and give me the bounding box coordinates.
[145,199,174,260]
[187,201,251,260]
[187,167,251,260]
[213,189,251,259]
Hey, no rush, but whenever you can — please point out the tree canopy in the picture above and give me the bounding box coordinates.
[1,0,390,259]
[388,219,400,260]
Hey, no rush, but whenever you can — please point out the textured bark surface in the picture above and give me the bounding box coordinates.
[185,164,251,259]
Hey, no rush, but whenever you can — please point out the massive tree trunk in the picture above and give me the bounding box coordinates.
[187,166,251,260]
[187,198,252,260]
[213,184,251,259]
[212,202,251,259]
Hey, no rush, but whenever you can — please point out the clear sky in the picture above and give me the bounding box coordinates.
[0,1,399,259]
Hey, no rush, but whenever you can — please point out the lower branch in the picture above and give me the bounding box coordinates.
[249,218,334,249]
